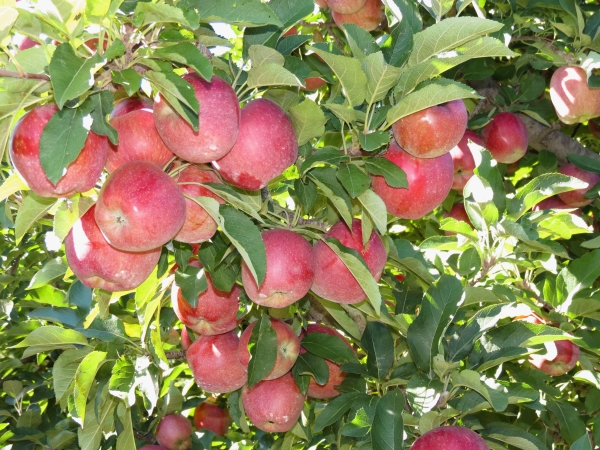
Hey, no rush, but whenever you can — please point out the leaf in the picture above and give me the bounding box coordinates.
[483,423,546,450]
[358,130,390,151]
[116,403,136,450]
[361,322,394,380]
[247,316,278,388]
[133,2,191,27]
[372,390,405,450]
[337,163,370,198]
[546,401,587,443]
[342,24,379,62]
[555,249,600,310]
[26,258,68,290]
[14,326,88,358]
[145,70,199,131]
[417,0,454,21]
[249,44,285,67]
[299,148,347,174]
[247,63,302,88]
[196,0,282,27]
[0,6,18,42]
[301,332,358,365]
[4,380,23,399]
[323,102,358,125]
[311,48,368,107]
[53,194,95,242]
[200,182,263,222]
[471,146,506,215]
[363,52,403,105]
[77,396,115,450]
[313,392,361,432]
[89,91,118,145]
[74,351,107,424]
[571,434,593,450]
[289,99,327,145]
[277,35,313,56]
[111,69,142,97]
[381,20,414,67]
[451,370,508,412]
[382,0,422,34]
[309,168,353,227]
[0,172,29,203]
[364,159,407,188]
[53,348,92,402]
[154,43,213,81]
[317,298,363,340]
[174,265,208,308]
[567,154,600,174]
[49,44,104,109]
[358,190,387,234]
[293,353,329,385]
[109,357,135,403]
[406,373,443,415]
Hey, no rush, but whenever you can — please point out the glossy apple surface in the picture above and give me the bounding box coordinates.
[411,426,490,450]
[450,130,483,191]
[550,66,600,124]
[480,112,528,164]
[557,163,600,207]
[155,414,192,450]
[327,0,367,14]
[111,96,153,118]
[529,339,580,376]
[332,0,385,31]
[194,402,231,436]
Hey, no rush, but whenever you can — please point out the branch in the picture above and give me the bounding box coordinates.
[510,36,575,65]
[0,69,50,81]
[164,350,187,360]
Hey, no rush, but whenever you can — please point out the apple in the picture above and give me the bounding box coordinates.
[16,35,38,50]
[282,26,299,37]
[94,161,186,252]
[181,327,194,351]
[238,318,300,380]
[194,401,231,436]
[480,112,528,164]
[371,141,454,220]
[65,205,161,292]
[529,339,580,376]
[9,104,108,198]
[110,96,153,119]
[303,77,327,91]
[327,0,367,14]
[174,165,224,243]
[301,324,355,399]
[315,0,328,7]
[212,99,298,190]
[549,65,600,124]
[311,219,386,304]
[557,163,600,207]
[154,74,240,164]
[392,100,468,159]
[139,447,168,450]
[155,414,192,450]
[411,426,489,450]
[443,203,472,236]
[332,0,385,31]
[532,195,582,216]
[449,130,483,191]
[186,331,248,393]
[241,372,305,433]
[241,229,315,308]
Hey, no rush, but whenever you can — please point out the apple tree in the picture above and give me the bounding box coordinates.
[2,0,600,449]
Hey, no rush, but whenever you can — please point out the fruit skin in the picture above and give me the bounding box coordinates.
[311,219,386,304]
[449,130,483,191]
[238,319,300,380]
[242,372,305,433]
[411,426,490,450]
[65,205,161,292]
[174,165,224,243]
[155,414,193,450]
[94,161,186,252]
[181,327,194,351]
[371,141,454,220]
[154,74,240,164]
[315,0,327,7]
[106,109,174,173]
[213,98,298,190]
[532,195,582,216]
[303,77,327,91]
[557,163,600,207]
[139,446,169,450]
[332,0,385,31]
[480,112,528,164]
[443,203,472,236]
[9,104,108,198]
[111,96,153,118]
[550,66,600,124]
[529,339,580,376]
[327,0,367,14]
[187,331,248,393]
[241,229,315,308]
[194,402,231,436]
[392,100,468,159]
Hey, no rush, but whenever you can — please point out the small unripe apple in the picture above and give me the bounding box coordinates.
[332,0,385,31]
[557,163,600,207]
[480,112,528,164]
[529,339,580,376]
[550,66,600,124]
[155,414,192,450]
[449,130,483,191]
[194,401,231,436]
[327,0,367,14]
[411,426,489,450]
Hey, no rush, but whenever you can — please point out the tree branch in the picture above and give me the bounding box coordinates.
[510,36,575,65]
[0,69,50,81]
[164,350,187,360]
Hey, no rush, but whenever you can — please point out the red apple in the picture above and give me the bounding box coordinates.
[194,401,231,436]
[332,0,385,31]
[154,74,240,164]
[212,99,298,190]
[443,203,472,236]
[302,77,327,91]
[480,112,528,164]
[16,35,38,50]
[241,229,315,308]
[155,414,192,450]
[315,0,327,7]
[529,339,580,376]
[550,66,600,124]
[65,205,161,292]
[174,165,224,243]
[139,447,169,450]
[449,130,483,191]
[532,195,582,216]
[9,104,108,198]
[411,426,489,450]
[311,219,386,304]
[187,331,248,393]
[392,100,468,159]
[181,327,194,351]
[238,319,300,380]
[282,26,299,37]
[557,163,600,207]
[371,141,454,220]
[328,0,367,14]
[94,161,186,251]
[111,96,153,119]
[242,372,305,433]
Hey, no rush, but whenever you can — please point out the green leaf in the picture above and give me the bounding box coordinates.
[277,35,312,56]
[199,183,263,223]
[133,2,191,27]
[457,247,481,275]
[109,357,135,402]
[571,434,593,450]
[358,190,387,234]
[309,168,353,227]
[337,163,370,198]
[26,258,68,290]
[372,390,404,450]
[406,373,443,415]
[483,423,546,450]
[545,400,587,445]
[4,380,23,399]
[74,351,107,424]
[247,63,302,88]
[15,326,88,357]
[364,159,408,188]
[361,322,394,380]
[451,370,508,412]
[111,69,142,97]
[196,0,282,27]
[311,48,368,107]
[174,265,208,308]
[145,70,199,131]
[301,332,358,365]
[0,172,29,203]
[249,44,285,66]
[49,44,104,109]
[0,6,18,42]
[556,249,600,309]
[323,102,359,125]
[78,396,116,450]
[39,105,92,186]
[299,148,347,175]
[316,298,363,340]
[116,403,136,450]
[247,316,278,388]
[363,52,402,105]
[464,174,499,229]
[342,24,379,62]
[289,99,327,145]
[313,392,361,432]
[89,91,118,145]
[154,43,213,81]
[383,0,422,34]
[381,20,413,67]
[471,146,505,215]
[53,194,95,242]
[293,353,329,385]
[358,130,390,151]
[567,154,600,174]
[53,348,93,402]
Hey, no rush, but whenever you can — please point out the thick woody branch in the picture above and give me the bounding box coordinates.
[0,69,50,81]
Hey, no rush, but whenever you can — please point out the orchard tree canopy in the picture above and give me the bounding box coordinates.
[3,0,600,449]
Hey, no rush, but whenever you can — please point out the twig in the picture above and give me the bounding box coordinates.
[0,69,50,81]
[134,430,157,444]
[164,350,187,360]
[510,36,575,65]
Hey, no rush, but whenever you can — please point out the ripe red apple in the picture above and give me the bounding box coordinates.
[171,266,240,336]
[238,319,300,380]
[212,99,298,190]
[302,77,327,91]
[174,165,224,243]
[16,35,38,50]
[241,229,315,308]
[65,205,161,292]
[282,26,299,37]
[301,324,355,399]
[139,446,168,450]
[532,195,582,216]
[311,219,386,304]
[550,65,600,124]
[194,401,231,436]
[392,100,468,159]
[9,104,108,198]
[529,339,580,376]
[371,141,454,219]
[557,163,600,207]
[443,203,472,236]
[480,112,528,164]
[154,74,240,164]
[187,331,248,393]
[315,0,327,7]
[242,372,305,433]
[155,414,192,450]
[111,96,153,118]
[94,161,186,252]
[181,327,194,351]
[411,426,489,450]
[449,130,483,191]
[328,0,367,14]
[332,0,385,31]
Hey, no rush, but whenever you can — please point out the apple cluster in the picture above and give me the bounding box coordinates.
[315,0,386,31]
